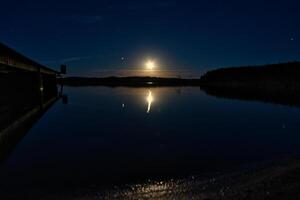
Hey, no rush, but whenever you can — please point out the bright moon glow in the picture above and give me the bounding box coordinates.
[146,90,154,113]
[145,60,156,70]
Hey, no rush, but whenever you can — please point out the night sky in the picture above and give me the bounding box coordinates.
[1,0,299,76]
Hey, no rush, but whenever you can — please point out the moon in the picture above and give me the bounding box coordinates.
[145,60,156,70]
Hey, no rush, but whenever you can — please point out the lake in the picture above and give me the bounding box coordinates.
[1,86,300,198]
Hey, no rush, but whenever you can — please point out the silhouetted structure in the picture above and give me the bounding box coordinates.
[0,42,59,99]
[0,42,58,75]
[0,42,60,163]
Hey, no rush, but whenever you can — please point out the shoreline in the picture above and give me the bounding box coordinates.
[11,156,299,200]
[57,76,202,87]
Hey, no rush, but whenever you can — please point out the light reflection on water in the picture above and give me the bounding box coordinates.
[91,176,216,200]
[96,179,191,199]
[146,90,154,113]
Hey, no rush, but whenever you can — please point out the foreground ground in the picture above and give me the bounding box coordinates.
[39,157,300,200]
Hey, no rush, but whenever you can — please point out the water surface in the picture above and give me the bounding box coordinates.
[1,86,300,197]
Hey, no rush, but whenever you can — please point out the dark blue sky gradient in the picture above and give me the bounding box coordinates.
[1,0,299,76]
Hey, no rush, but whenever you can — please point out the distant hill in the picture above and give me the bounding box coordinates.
[200,62,300,90]
[200,62,300,107]
[58,76,201,87]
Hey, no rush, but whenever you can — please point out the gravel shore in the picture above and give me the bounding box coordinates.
[38,157,300,200]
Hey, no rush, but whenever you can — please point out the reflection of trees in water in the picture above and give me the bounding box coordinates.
[201,85,300,107]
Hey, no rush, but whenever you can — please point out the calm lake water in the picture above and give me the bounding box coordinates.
[1,86,300,197]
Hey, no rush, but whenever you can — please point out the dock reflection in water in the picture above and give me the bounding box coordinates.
[0,77,61,164]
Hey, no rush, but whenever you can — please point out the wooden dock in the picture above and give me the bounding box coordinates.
[0,42,59,75]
